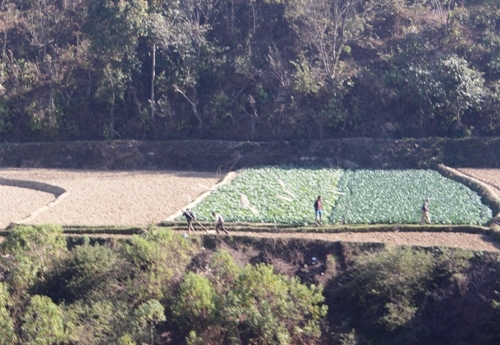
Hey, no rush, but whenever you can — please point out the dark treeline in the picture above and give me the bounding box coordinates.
[1,0,500,142]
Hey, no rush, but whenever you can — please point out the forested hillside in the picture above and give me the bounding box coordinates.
[1,0,500,142]
[3,225,500,345]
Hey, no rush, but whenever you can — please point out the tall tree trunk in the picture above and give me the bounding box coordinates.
[150,42,156,121]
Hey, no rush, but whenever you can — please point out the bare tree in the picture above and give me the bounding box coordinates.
[267,44,292,89]
[0,1,18,65]
[170,0,220,131]
[285,0,379,88]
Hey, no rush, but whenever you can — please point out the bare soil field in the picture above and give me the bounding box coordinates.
[0,169,220,228]
[457,168,500,198]
[1,168,500,252]
[0,186,55,229]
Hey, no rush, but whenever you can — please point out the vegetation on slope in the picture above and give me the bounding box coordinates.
[1,0,500,141]
[2,225,500,344]
[0,225,327,344]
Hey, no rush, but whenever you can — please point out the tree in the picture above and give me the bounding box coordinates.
[21,295,67,345]
[130,299,166,345]
[0,0,18,64]
[120,228,194,301]
[172,272,216,332]
[42,240,119,303]
[63,299,131,344]
[1,225,66,295]
[84,0,148,138]
[170,0,221,132]
[433,55,487,135]
[0,282,17,345]
[284,0,379,92]
[143,0,175,122]
[331,247,436,336]
[225,263,327,344]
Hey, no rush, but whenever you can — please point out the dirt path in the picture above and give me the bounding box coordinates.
[77,230,500,253]
[1,168,500,252]
[222,230,499,252]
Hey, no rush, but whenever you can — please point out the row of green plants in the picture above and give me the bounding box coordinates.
[190,167,344,224]
[189,168,492,225]
[331,169,492,225]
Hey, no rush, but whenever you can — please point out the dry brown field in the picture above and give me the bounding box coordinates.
[0,169,220,229]
[456,168,500,199]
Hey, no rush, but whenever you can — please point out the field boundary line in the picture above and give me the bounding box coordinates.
[0,177,69,227]
[164,171,239,221]
[437,165,500,224]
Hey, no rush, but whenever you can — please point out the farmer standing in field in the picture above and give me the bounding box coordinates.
[314,195,323,225]
[420,197,431,224]
[182,208,196,234]
[212,211,229,234]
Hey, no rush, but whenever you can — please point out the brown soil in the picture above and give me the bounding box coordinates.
[0,186,55,229]
[218,231,500,252]
[1,168,500,252]
[456,168,500,199]
[0,169,220,227]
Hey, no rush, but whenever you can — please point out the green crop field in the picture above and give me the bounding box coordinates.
[190,167,344,224]
[330,169,492,225]
[189,168,492,225]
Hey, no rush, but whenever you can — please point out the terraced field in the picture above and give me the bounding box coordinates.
[1,167,499,252]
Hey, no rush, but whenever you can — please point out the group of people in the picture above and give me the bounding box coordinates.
[182,208,229,234]
[182,195,432,233]
[313,195,432,225]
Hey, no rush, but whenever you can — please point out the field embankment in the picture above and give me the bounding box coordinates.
[1,138,500,171]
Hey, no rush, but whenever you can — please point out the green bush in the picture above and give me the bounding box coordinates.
[1,225,66,294]
[43,241,118,303]
[21,295,67,345]
[0,283,17,345]
[332,248,435,334]
[224,263,327,344]
[172,272,216,331]
[120,228,195,301]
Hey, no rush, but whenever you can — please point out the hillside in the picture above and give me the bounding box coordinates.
[1,0,500,142]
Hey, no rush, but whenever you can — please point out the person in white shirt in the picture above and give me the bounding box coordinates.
[212,211,229,234]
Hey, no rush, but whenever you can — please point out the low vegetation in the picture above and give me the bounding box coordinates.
[191,167,344,224]
[0,225,327,344]
[331,169,492,225]
[191,168,492,225]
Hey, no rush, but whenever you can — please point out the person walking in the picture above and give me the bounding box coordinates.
[314,195,323,225]
[212,211,229,234]
[420,198,431,224]
[182,208,196,234]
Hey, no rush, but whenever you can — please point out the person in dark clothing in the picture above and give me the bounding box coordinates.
[212,211,229,234]
[314,195,323,225]
[182,208,196,234]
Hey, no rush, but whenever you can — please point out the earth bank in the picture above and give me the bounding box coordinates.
[1,137,499,171]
